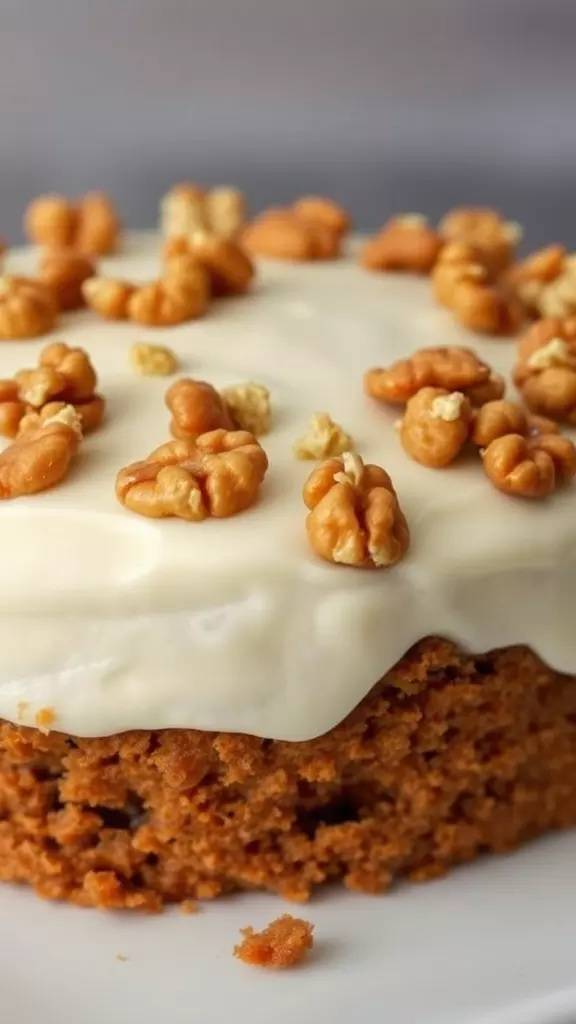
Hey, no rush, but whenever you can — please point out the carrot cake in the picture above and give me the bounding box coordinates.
[0,194,575,910]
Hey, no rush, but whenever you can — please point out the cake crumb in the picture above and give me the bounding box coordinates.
[34,707,55,735]
[233,914,314,969]
[116,953,128,962]
[180,899,198,915]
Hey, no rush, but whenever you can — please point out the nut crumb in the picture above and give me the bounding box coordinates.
[116,954,129,963]
[180,899,198,915]
[221,382,271,436]
[35,707,55,735]
[430,392,466,422]
[233,914,314,969]
[293,411,354,459]
[527,337,570,370]
[130,343,179,377]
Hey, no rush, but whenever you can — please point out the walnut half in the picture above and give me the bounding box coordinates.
[116,429,268,520]
[303,452,409,568]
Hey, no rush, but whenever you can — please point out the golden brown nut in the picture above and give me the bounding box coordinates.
[130,342,179,377]
[471,400,528,447]
[82,277,135,319]
[220,382,271,436]
[451,281,524,336]
[19,397,103,437]
[24,192,120,255]
[0,379,26,438]
[128,274,208,327]
[116,429,268,520]
[161,251,211,310]
[293,412,354,460]
[17,402,83,440]
[303,451,409,568]
[483,432,576,498]
[15,366,67,408]
[360,215,443,275]
[24,195,77,248]
[0,276,58,340]
[205,186,246,240]
[0,420,80,500]
[516,317,576,363]
[514,329,576,424]
[431,257,487,308]
[292,196,351,237]
[364,346,491,405]
[242,211,320,262]
[74,192,120,256]
[38,248,96,310]
[400,388,472,468]
[166,378,236,439]
[507,243,567,315]
[160,183,207,239]
[439,207,520,275]
[186,232,255,296]
[39,342,97,401]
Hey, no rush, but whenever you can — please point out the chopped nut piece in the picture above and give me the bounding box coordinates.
[82,277,135,319]
[439,207,518,275]
[471,400,528,447]
[516,317,576,363]
[0,276,58,340]
[234,915,314,969]
[221,382,271,436]
[116,429,268,520]
[364,346,492,405]
[507,244,567,315]
[527,337,571,371]
[360,215,443,274]
[35,707,56,735]
[18,402,83,440]
[38,248,96,311]
[303,452,409,568]
[166,378,236,439]
[483,432,576,499]
[130,342,179,377]
[24,192,120,255]
[15,367,66,408]
[0,420,80,499]
[400,388,472,468]
[293,411,354,460]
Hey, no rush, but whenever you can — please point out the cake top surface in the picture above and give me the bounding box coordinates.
[0,231,574,739]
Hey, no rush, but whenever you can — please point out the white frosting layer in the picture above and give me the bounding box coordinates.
[1,233,575,740]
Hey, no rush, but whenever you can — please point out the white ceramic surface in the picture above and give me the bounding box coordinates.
[2,832,576,1024]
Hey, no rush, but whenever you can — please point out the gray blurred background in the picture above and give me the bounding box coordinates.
[2,0,575,248]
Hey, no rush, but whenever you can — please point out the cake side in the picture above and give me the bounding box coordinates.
[1,639,575,910]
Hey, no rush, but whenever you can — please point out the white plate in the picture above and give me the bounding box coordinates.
[2,833,576,1024]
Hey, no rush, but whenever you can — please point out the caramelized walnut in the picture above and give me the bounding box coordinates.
[471,400,528,447]
[364,346,492,405]
[0,276,58,340]
[166,378,236,439]
[293,412,354,460]
[451,280,524,336]
[483,432,576,499]
[431,249,488,307]
[38,248,96,310]
[303,452,409,568]
[39,342,97,401]
[360,215,443,274]
[439,207,520,275]
[24,192,120,255]
[220,382,271,436]
[116,429,268,520]
[514,326,576,424]
[160,183,246,241]
[82,277,135,319]
[0,420,80,499]
[400,388,472,468]
[292,196,351,238]
[184,233,255,296]
[242,211,317,261]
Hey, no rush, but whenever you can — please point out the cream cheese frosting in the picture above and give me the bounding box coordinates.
[0,232,575,740]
